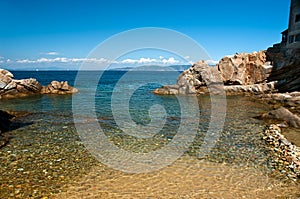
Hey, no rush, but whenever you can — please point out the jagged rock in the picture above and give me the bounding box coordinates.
[0,71,13,89]
[154,54,276,96]
[0,69,13,78]
[0,69,78,98]
[176,61,223,95]
[41,81,78,94]
[14,78,42,93]
[267,48,300,92]
[217,51,272,85]
[260,107,300,128]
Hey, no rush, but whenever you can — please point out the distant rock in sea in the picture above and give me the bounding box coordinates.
[0,69,78,99]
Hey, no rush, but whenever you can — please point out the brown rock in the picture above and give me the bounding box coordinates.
[261,107,300,128]
[217,51,272,85]
[42,81,78,95]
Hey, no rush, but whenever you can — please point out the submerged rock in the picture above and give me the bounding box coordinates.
[0,110,14,147]
[260,107,300,128]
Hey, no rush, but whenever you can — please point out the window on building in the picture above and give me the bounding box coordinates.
[289,35,295,44]
[296,14,300,23]
[296,34,300,42]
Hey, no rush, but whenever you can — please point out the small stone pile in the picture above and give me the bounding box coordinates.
[263,124,300,181]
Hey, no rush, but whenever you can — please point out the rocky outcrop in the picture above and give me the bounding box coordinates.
[154,52,276,96]
[0,69,78,98]
[225,82,276,95]
[41,81,78,94]
[0,69,43,98]
[267,47,300,92]
[217,51,273,85]
[176,61,223,95]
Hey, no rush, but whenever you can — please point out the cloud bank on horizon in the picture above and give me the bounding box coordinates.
[0,55,218,70]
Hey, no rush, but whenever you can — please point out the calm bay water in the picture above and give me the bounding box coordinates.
[1,71,298,198]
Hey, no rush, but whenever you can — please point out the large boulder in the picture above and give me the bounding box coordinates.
[217,51,272,85]
[176,61,223,95]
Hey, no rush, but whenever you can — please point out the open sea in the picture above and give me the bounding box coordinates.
[0,70,299,198]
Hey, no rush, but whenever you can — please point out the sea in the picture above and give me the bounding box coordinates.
[0,70,298,198]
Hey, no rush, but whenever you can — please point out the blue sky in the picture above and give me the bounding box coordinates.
[0,0,290,70]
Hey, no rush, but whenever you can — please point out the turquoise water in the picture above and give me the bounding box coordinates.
[1,70,271,164]
[0,70,282,197]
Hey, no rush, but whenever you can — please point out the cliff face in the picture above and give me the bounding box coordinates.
[267,47,300,92]
[217,51,272,85]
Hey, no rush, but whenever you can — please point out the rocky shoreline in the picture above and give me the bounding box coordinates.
[0,69,78,147]
[0,69,78,99]
[263,124,300,182]
[153,47,300,181]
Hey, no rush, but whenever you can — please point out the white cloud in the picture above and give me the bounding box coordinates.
[6,59,11,62]
[16,57,111,64]
[41,51,60,55]
[13,56,184,67]
[162,57,179,65]
[159,56,164,59]
[184,56,190,59]
[205,60,219,66]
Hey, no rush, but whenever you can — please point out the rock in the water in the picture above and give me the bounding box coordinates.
[261,107,300,128]
[217,51,272,85]
[41,81,78,94]
[153,85,179,95]
[0,69,78,98]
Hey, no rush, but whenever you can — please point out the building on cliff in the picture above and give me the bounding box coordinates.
[282,0,300,48]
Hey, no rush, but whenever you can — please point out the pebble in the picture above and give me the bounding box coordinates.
[262,124,300,182]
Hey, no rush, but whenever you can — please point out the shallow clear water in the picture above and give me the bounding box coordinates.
[0,71,298,198]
